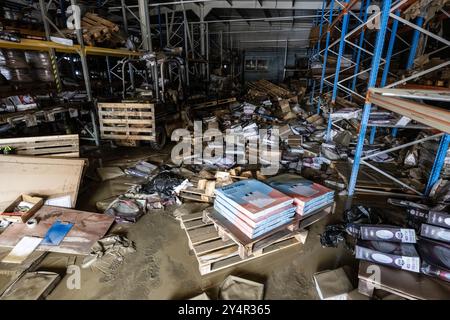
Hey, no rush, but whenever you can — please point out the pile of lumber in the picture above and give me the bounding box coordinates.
[61,13,125,47]
[81,13,124,47]
[248,79,293,99]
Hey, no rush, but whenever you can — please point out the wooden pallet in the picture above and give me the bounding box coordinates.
[97,103,155,142]
[190,97,237,110]
[179,187,215,203]
[248,80,292,99]
[179,211,307,275]
[204,208,302,259]
[0,134,79,157]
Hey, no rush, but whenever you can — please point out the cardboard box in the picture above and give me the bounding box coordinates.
[421,224,450,244]
[427,211,450,229]
[0,194,43,223]
[355,240,420,272]
[313,268,354,300]
[360,225,417,243]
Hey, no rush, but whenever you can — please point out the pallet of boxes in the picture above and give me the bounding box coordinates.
[179,174,335,275]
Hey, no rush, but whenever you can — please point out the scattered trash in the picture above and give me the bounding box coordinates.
[82,235,136,282]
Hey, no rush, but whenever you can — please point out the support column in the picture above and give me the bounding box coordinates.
[425,134,450,195]
[326,0,351,141]
[370,8,399,144]
[39,0,62,93]
[138,0,152,51]
[350,0,370,93]
[283,39,288,81]
[200,5,206,77]
[121,0,129,37]
[406,16,425,70]
[348,0,393,196]
[317,0,336,113]
[165,12,170,47]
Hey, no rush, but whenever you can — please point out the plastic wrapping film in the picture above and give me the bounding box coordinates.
[320,205,383,247]
[141,170,185,197]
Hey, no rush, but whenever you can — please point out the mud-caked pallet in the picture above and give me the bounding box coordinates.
[179,211,307,275]
[202,208,305,260]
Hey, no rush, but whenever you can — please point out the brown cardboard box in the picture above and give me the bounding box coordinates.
[0,194,43,223]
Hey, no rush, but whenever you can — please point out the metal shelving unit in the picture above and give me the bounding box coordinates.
[314,0,450,197]
[0,0,145,145]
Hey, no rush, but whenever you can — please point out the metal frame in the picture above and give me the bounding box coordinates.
[314,0,450,197]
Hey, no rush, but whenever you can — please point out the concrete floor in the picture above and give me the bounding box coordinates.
[1,146,357,300]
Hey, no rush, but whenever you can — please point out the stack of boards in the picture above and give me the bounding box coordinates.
[266,174,335,216]
[214,176,334,239]
[214,179,295,239]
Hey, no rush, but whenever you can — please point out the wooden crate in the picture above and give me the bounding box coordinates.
[0,134,79,157]
[179,211,307,275]
[97,103,155,142]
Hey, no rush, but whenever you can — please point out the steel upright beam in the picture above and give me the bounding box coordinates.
[70,0,100,146]
[200,5,206,77]
[369,8,399,144]
[350,0,369,93]
[312,2,325,111]
[39,0,62,93]
[380,9,399,86]
[406,16,424,70]
[425,134,450,195]
[139,0,153,51]
[317,0,336,113]
[325,0,351,141]
[347,0,392,196]
[121,0,129,37]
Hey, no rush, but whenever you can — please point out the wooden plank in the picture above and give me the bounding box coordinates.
[1,140,78,150]
[183,219,213,230]
[100,126,154,133]
[0,206,114,255]
[0,155,85,209]
[368,91,450,134]
[100,119,153,125]
[98,103,154,110]
[193,238,236,255]
[0,135,79,158]
[22,146,79,156]
[197,246,238,264]
[99,111,154,117]
[44,152,79,158]
[187,225,217,240]
[0,134,78,144]
[180,212,204,223]
[100,134,155,141]
[188,229,221,245]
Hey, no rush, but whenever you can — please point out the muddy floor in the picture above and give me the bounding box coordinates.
[1,146,360,300]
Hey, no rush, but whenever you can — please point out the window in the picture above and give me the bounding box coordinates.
[245,59,269,71]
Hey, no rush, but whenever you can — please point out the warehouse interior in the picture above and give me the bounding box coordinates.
[0,0,449,301]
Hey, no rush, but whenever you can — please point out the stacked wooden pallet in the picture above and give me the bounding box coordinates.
[0,134,79,157]
[179,208,307,275]
[248,79,293,99]
[97,102,155,143]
